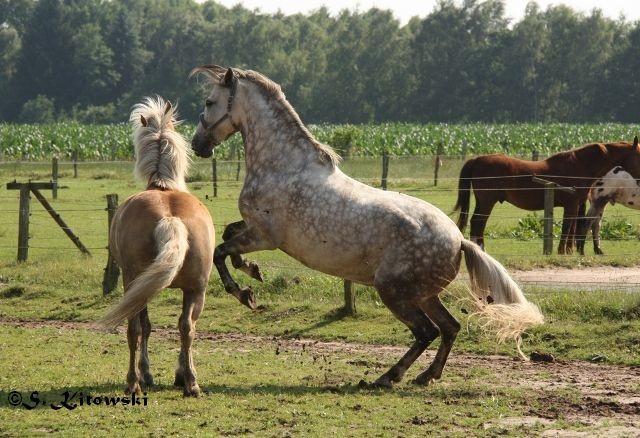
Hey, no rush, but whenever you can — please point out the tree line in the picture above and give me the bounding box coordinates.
[1,0,640,124]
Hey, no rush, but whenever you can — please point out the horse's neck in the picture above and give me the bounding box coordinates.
[240,96,322,174]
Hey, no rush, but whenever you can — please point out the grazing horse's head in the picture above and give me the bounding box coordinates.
[620,136,640,177]
[190,65,240,158]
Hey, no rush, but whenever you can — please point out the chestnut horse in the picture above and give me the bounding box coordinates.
[99,97,214,397]
[453,137,640,254]
[190,65,543,388]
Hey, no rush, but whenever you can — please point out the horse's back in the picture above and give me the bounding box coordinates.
[111,190,214,286]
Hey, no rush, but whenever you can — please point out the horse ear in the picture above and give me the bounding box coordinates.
[164,100,172,115]
[140,115,148,127]
[223,68,234,87]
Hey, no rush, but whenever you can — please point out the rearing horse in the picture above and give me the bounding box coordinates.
[190,65,543,388]
[99,97,214,397]
[453,138,640,254]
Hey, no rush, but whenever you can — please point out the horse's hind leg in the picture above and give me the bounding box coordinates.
[414,296,461,385]
[138,307,154,387]
[175,289,205,397]
[370,283,440,388]
[223,221,263,282]
[125,313,143,395]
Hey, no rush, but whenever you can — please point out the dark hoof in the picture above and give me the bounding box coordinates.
[248,262,264,282]
[240,287,257,310]
[174,373,184,387]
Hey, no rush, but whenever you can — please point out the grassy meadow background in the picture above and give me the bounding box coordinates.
[1,123,639,435]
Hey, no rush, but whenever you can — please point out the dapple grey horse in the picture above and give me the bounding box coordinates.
[191,65,543,388]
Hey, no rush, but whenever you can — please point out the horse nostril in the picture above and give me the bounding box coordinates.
[199,113,208,129]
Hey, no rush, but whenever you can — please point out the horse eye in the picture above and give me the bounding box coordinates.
[205,99,214,107]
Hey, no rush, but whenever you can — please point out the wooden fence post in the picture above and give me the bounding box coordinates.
[236,146,241,181]
[212,156,218,198]
[72,150,78,178]
[532,150,539,161]
[434,143,444,186]
[17,185,30,262]
[51,157,58,199]
[542,182,554,255]
[381,151,389,190]
[532,176,575,255]
[103,193,120,295]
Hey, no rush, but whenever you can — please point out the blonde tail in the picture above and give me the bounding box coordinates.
[99,217,189,329]
[461,240,544,359]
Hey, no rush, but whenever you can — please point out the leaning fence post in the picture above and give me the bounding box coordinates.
[381,151,389,190]
[103,193,120,295]
[51,157,58,199]
[17,185,31,262]
[212,156,218,198]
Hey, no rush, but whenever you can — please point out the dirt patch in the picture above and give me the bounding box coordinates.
[1,315,638,435]
[457,266,640,290]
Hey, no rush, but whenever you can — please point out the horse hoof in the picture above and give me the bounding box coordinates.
[240,287,257,310]
[249,262,264,282]
[142,374,154,387]
[357,379,392,390]
[174,373,184,387]
[183,385,201,397]
[125,383,142,395]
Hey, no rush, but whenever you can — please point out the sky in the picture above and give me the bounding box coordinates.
[213,0,640,24]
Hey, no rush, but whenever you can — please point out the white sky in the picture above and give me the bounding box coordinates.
[213,0,640,24]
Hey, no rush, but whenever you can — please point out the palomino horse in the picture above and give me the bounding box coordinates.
[453,138,640,254]
[576,166,640,255]
[99,97,214,397]
[190,65,543,388]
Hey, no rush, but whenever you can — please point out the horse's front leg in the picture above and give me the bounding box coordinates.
[214,225,277,309]
[223,221,263,282]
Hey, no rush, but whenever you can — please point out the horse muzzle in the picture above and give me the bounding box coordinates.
[191,133,215,158]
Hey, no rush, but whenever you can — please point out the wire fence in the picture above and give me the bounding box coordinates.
[2,157,640,290]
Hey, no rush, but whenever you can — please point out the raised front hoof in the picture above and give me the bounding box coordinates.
[247,261,264,282]
[183,384,201,397]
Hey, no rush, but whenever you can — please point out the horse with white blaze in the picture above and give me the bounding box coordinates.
[191,65,544,388]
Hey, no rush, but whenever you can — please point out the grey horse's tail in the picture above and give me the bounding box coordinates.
[98,217,189,329]
[453,159,474,232]
[461,239,544,359]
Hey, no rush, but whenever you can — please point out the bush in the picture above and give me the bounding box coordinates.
[19,95,56,123]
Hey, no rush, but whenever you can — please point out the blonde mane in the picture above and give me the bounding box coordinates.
[130,96,191,192]
[191,65,341,168]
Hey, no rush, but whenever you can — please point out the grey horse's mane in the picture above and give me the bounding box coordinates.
[191,65,341,168]
[130,96,191,192]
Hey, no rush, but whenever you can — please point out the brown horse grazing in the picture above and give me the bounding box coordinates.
[453,137,640,254]
[99,97,214,397]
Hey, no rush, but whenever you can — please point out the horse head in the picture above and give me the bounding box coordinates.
[619,136,640,178]
[190,65,240,158]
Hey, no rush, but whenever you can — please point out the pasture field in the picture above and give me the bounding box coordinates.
[0,158,639,436]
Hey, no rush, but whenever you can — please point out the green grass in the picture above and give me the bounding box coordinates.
[0,157,639,435]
